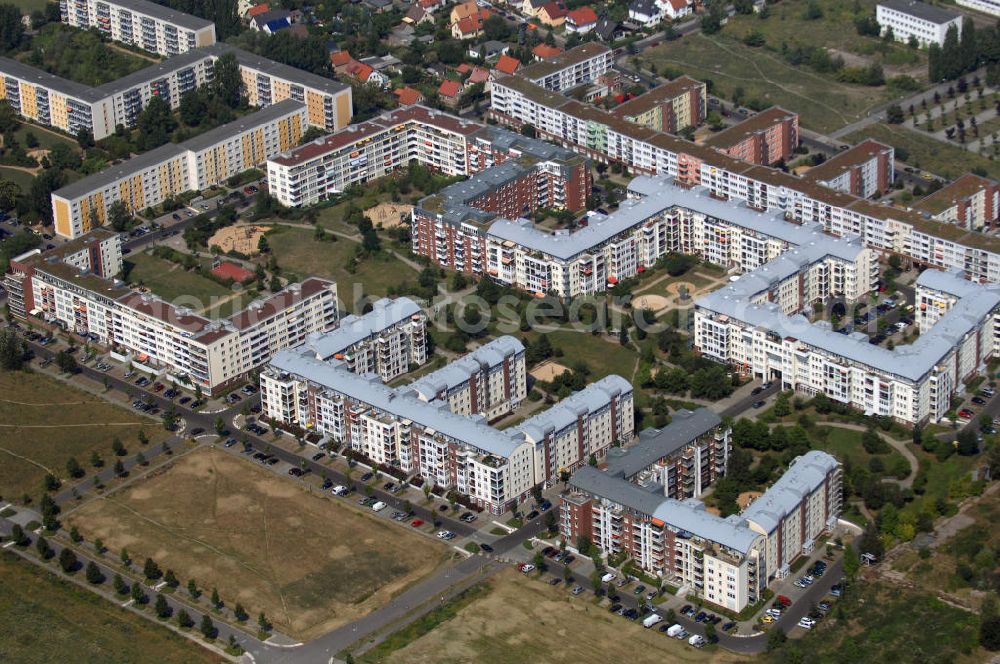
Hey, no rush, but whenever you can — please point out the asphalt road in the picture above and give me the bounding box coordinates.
[721,382,780,419]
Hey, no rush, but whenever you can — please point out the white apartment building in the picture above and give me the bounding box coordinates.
[299,297,427,382]
[955,0,1000,17]
[489,75,1000,285]
[261,346,632,512]
[51,100,306,239]
[14,234,339,391]
[876,0,962,47]
[695,258,1000,424]
[61,0,216,57]
[562,448,841,611]
[517,43,614,93]
[408,336,527,420]
[517,375,635,483]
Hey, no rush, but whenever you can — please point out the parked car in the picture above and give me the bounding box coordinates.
[571,585,584,595]
[479,542,493,552]
[411,519,425,527]
[518,563,535,573]
[190,427,205,436]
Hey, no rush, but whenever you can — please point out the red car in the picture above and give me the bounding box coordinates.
[959,408,975,419]
[410,519,424,527]
[777,595,792,607]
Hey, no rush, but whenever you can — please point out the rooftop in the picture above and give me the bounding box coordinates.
[519,42,611,82]
[742,451,840,534]
[878,0,961,24]
[702,107,798,149]
[109,0,214,31]
[408,336,525,399]
[612,76,705,119]
[802,140,893,184]
[517,375,632,442]
[304,297,422,360]
[605,408,721,479]
[915,173,998,216]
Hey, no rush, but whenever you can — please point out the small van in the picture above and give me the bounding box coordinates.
[371,501,387,512]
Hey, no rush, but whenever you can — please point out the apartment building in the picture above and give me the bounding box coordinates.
[50,100,306,239]
[603,408,730,500]
[9,234,339,390]
[517,43,613,92]
[955,0,1000,17]
[412,149,591,276]
[916,174,1000,231]
[61,0,216,57]
[517,375,635,481]
[803,140,895,199]
[488,74,1000,284]
[876,0,962,46]
[0,44,351,142]
[703,107,799,166]
[5,229,122,319]
[268,106,482,207]
[299,297,427,382]
[562,430,841,612]
[612,76,707,134]
[262,343,632,512]
[696,256,1000,425]
[408,336,526,420]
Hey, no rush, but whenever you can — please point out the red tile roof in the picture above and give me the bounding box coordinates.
[468,66,490,84]
[394,86,423,105]
[495,55,521,75]
[456,63,472,74]
[666,0,688,10]
[567,6,598,25]
[532,44,562,59]
[330,51,352,67]
[540,2,568,19]
[247,3,270,17]
[438,79,462,98]
[212,261,255,284]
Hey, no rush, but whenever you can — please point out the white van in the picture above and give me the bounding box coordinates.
[666,624,685,638]
[371,501,387,512]
[331,485,348,496]
[688,634,705,647]
[601,572,616,584]
[642,613,662,628]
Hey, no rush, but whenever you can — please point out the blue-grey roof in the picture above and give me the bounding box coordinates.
[878,0,960,24]
[517,375,632,442]
[304,297,422,360]
[488,177,862,263]
[111,0,214,31]
[697,266,1000,384]
[271,348,529,458]
[741,450,839,534]
[408,336,524,399]
[605,408,721,479]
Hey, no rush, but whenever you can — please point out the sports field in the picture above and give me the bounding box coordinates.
[67,447,448,639]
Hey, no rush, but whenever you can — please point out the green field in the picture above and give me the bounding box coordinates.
[20,24,149,87]
[0,370,167,501]
[519,328,638,382]
[5,0,49,11]
[0,166,36,191]
[0,551,224,664]
[123,253,233,315]
[265,225,419,305]
[645,33,912,134]
[805,426,909,476]
[846,123,1000,180]
[14,123,79,152]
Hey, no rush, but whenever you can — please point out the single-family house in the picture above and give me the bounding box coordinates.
[532,44,562,59]
[566,6,599,33]
[438,79,463,107]
[394,87,425,106]
[595,18,626,42]
[495,54,522,75]
[538,1,568,25]
[628,0,662,26]
[661,0,691,19]
[469,40,509,60]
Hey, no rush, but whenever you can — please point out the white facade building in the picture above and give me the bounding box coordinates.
[517,43,614,93]
[61,0,216,56]
[955,0,1000,17]
[875,0,962,46]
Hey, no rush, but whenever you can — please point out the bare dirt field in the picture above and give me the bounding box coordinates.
[365,203,413,228]
[632,294,671,312]
[528,360,570,382]
[67,447,448,639]
[208,225,270,255]
[738,491,764,510]
[373,569,745,664]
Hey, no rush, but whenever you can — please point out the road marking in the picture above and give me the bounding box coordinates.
[491,521,515,533]
[121,599,134,608]
[153,581,167,591]
[2,541,15,549]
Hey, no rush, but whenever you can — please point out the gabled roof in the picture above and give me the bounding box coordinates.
[438,79,462,98]
[330,50,353,67]
[567,6,598,24]
[532,44,562,59]
[595,18,620,40]
[394,86,424,105]
[495,54,522,75]
[468,66,490,84]
[665,0,688,11]
[247,3,270,17]
[451,0,481,20]
[629,0,659,15]
[540,1,568,18]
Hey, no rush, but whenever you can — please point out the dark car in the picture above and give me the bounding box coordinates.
[526,510,540,520]
[479,543,494,553]
[179,396,191,405]
[224,438,237,448]
[542,546,556,557]
[633,585,646,595]
[289,468,304,477]
[383,481,395,490]
[972,396,987,405]
[562,554,575,564]
[312,452,325,461]
[695,611,707,622]
[680,604,692,615]
[752,400,766,409]
[190,427,205,436]
[751,386,763,395]
[360,472,373,481]
[722,621,736,632]
[549,578,561,586]
[321,478,333,490]
[540,500,552,511]
[609,603,622,613]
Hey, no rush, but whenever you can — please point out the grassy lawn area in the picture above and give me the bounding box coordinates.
[902,447,980,522]
[0,370,167,501]
[0,551,223,664]
[645,33,914,134]
[5,0,49,11]
[804,426,909,477]
[0,166,36,191]
[14,122,80,152]
[66,447,448,640]
[780,580,982,664]
[123,253,233,316]
[519,327,638,382]
[265,225,419,306]
[845,123,1000,180]
[19,24,150,87]
[360,568,744,664]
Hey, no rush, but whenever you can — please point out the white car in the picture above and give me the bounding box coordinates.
[519,563,535,573]
[797,618,815,630]
[331,485,348,496]
[371,501,387,512]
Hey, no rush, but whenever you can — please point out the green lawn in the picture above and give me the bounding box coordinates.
[806,426,908,474]
[265,225,419,307]
[19,24,149,87]
[845,123,1000,181]
[645,32,915,134]
[0,552,224,664]
[0,166,36,191]
[6,0,48,11]
[903,448,979,521]
[14,123,79,152]
[519,328,638,382]
[123,253,232,315]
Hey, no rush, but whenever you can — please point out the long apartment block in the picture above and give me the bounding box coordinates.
[261,340,634,513]
[60,0,216,57]
[488,74,1000,284]
[611,75,706,134]
[50,100,307,239]
[802,140,895,199]
[408,336,527,420]
[695,245,1000,424]
[517,43,614,93]
[701,107,800,167]
[915,174,1000,231]
[299,297,427,382]
[0,44,351,142]
[7,233,339,391]
[562,416,841,613]
[266,105,590,209]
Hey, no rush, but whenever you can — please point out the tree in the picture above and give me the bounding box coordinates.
[155,593,171,619]
[113,573,127,595]
[112,437,126,456]
[143,557,162,581]
[120,548,131,566]
[107,201,133,232]
[35,534,51,559]
[113,459,125,477]
[211,587,221,608]
[956,429,979,456]
[0,4,23,50]
[162,403,178,431]
[234,602,248,621]
[844,542,860,579]
[65,456,84,479]
[983,616,1000,650]
[131,581,147,605]
[56,350,78,374]
[886,104,905,124]
[69,525,82,543]
[258,611,271,632]
[59,548,78,573]
[10,523,27,546]
[200,614,216,639]
[179,88,208,126]
[85,560,103,584]
[43,473,60,491]
[187,578,199,598]
[177,609,194,629]
[213,52,244,108]
[214,415,226,436]
[164,569,179,588]
[136,96,177,151]
[705,622,717,643]
[767,626,787,651]
[0,178,20,212]
[0,328,23,371]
